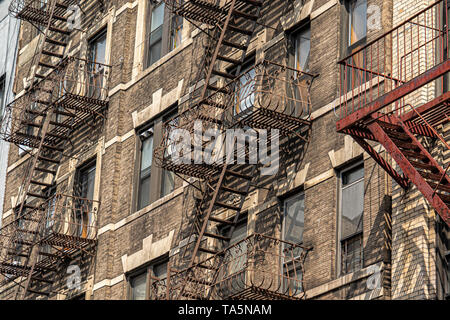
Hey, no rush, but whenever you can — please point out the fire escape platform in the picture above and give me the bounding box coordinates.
[228,286,303,300]
[336,59,450,134]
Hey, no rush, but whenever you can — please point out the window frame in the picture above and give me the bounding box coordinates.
[289,25,311,74]
[144,0,184,69]
[281,191,305,294]
[344,0,367,56]
[127,255,169,300]
[338,161,364,276]
[136,125,154,211]
[160,106,178,198]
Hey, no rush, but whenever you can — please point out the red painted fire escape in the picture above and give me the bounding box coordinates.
[337,0,450,226]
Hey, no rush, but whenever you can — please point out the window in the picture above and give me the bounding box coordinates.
[144,0,183,69]
[289,26,311,117]
[74,161,96,238]
[137,127,154,210]
[169,14,183,51]
[282,193,305,294]
[0,75,5,116]
[129,257,168,300]
[147,1,165,67]
[339,163,364,275]
[233,59,256,116]
[161,108,178,198]
[87,30,107,98]
[347,0,367,50]
[218,216,247,297]
[130,271,147,300]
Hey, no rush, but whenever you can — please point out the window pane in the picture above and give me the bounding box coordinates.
[89,32,107,65]
[161,169,175,197]
[131,272,147,300]
[349,0,367,46]
[170,15,183,51]
[341,234,362,274]
[235,65,255,115]
[154,261,167,279]
[80,165,96,200]
[151,2,165,32]
[138,175,151,210]
[294,28,310,72]
[148,37,162,66]
[284,193,305,245]
[341,166,364,239]
[141,134,153,173]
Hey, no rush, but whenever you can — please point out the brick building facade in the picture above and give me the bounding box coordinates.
[0,0,448,300]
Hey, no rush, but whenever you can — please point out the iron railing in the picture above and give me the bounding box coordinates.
[338,0,449,120]
[154,60,314,179]
[0,57,111,147]
[0,194,99,263]
[9,0,77,25]
[150,233,311,300]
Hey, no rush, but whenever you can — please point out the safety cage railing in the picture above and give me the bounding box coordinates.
[150,233,311,300]
[0,57,111,148]
[154,60,315,179]
[338,0,449,121]
[0,194,99,261]
[9,0,78,26]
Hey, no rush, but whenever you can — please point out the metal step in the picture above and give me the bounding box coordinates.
[208,216,234,225]
[409,160,439,172]
[225,169,253,180]
[35,167,57,175]
[215,201,240,211]
[204,232,231,241]
[220,185,247,195]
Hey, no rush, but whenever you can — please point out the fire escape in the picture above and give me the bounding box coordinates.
[0,0,110,299]
[153,0,315,299]
[337,0,450,227]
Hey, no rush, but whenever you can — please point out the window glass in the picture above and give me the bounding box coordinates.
[340,164,364,274]
[294,28,311,73]
[283,193,305,248]
[170,15,183,51]
[235,62,255,115]
[341,165,364,239]
[130,272,147,300]
[147,2,165,66]
[138,128,153,210]
[154,261,167,280]
[161,109,177,198]
[348,0,367,46]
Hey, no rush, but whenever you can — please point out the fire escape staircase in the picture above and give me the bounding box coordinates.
[336,0,450,227]
[162,0,265,299]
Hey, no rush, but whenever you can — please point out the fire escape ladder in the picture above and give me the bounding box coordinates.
[366,115,450,225]
[178,144,258,300]
[174,0,264,116]
[0,0,109,300]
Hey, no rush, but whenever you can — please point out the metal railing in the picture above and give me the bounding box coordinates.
[0,194,98,263]
[9,0,77,25]
[154,60,314,177]
[150,233,311,300]
[338,0,449,120]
